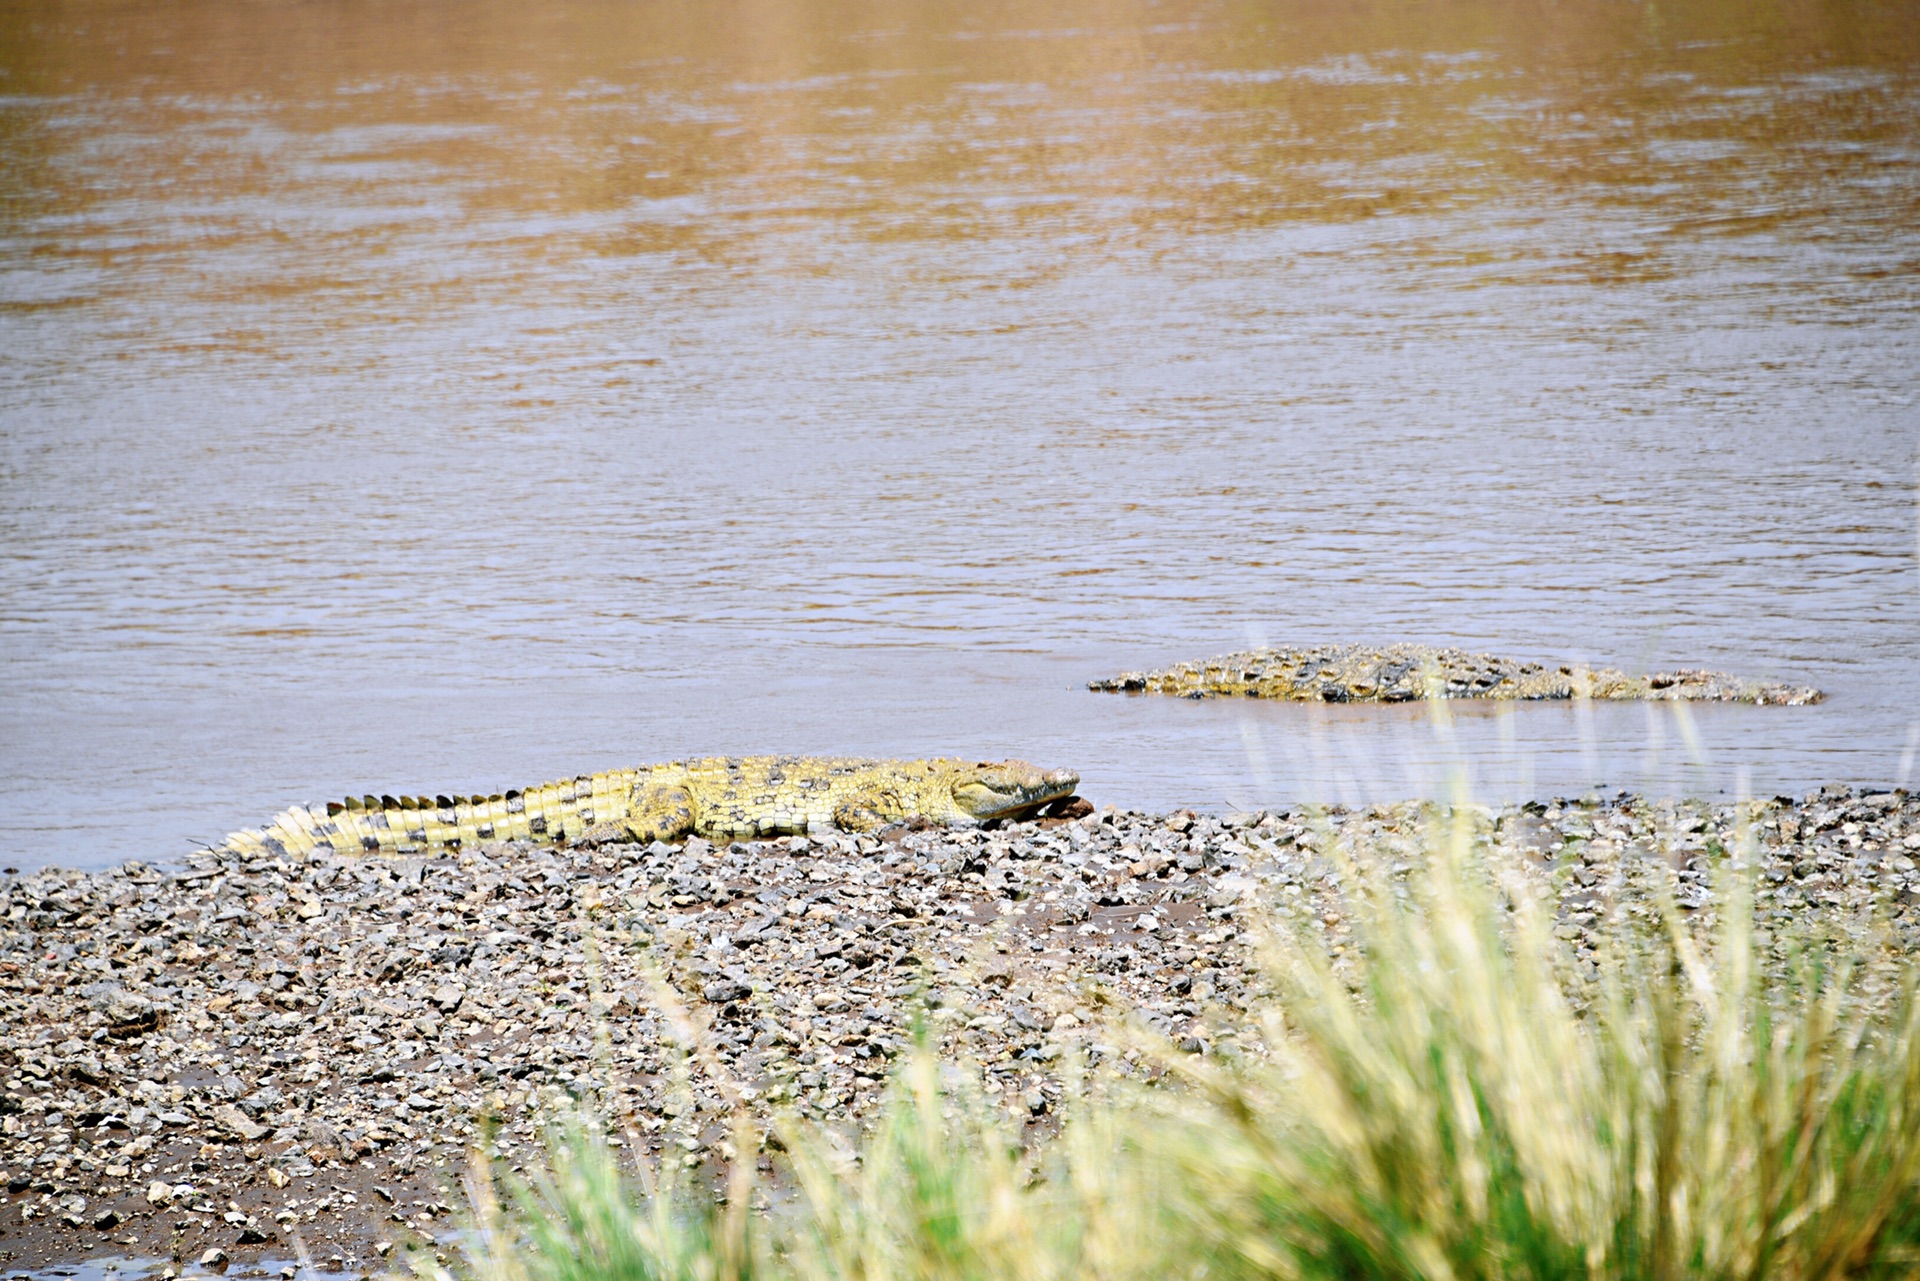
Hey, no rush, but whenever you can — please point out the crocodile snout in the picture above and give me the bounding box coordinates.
[952,759,1080,820]
[995,760,1078,800]
[1038,766,1079,796]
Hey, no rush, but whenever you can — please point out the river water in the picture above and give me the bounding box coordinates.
[3,0,1918,871]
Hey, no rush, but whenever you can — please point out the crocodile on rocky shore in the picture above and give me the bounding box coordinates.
[218,756,1081,859]
[1090,644,1822,705]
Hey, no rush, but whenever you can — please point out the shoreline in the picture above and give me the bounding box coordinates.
[3,784,1917,1276]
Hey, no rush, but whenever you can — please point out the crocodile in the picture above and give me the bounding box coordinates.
[217,756,1081,859]
[1090,644,1821,705]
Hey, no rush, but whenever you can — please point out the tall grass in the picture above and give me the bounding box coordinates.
[453,805,1920,1281]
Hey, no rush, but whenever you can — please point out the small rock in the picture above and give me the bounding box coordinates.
[702,980,751,1004]
[199,1248,230,1272]
[211,1102,270,1142]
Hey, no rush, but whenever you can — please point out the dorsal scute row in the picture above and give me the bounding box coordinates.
[321,775,616,817]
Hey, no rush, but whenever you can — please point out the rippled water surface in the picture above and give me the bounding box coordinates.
[3,0,1918,869]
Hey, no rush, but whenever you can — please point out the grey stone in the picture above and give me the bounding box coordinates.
[210,1103,270,1142]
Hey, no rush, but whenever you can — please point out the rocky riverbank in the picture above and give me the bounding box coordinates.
[4,785,1916,1277]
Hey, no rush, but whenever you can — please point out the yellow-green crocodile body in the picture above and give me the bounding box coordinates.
[1091,644,1821,705]
[218,756,1080,859]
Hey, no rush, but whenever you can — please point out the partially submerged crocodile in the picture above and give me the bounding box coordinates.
[219,756,1080,859]
[1090,644,1821,705]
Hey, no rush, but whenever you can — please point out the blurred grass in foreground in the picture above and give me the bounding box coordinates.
[454,804,1920,1280]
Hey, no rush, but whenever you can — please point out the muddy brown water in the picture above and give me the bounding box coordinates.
[3,0,1919,872]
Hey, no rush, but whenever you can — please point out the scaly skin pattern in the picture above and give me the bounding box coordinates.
[1090,644,1821,705]
[217,756,1080,859]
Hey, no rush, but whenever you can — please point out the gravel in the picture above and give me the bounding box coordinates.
[2,784,1916,1276]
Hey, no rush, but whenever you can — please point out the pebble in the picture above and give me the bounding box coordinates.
[0,785,1915,1274]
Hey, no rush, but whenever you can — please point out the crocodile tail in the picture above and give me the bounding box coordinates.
[219,804,342,859]
[406,770,643,847]
[215,767,648,859]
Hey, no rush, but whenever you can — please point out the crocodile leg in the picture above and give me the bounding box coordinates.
[831,788,907,833]
[583,787,698,845]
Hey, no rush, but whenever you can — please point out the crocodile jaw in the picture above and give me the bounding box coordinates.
[949,760,1080,823]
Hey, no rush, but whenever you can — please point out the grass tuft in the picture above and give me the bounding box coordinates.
[457,804,1920,1281]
